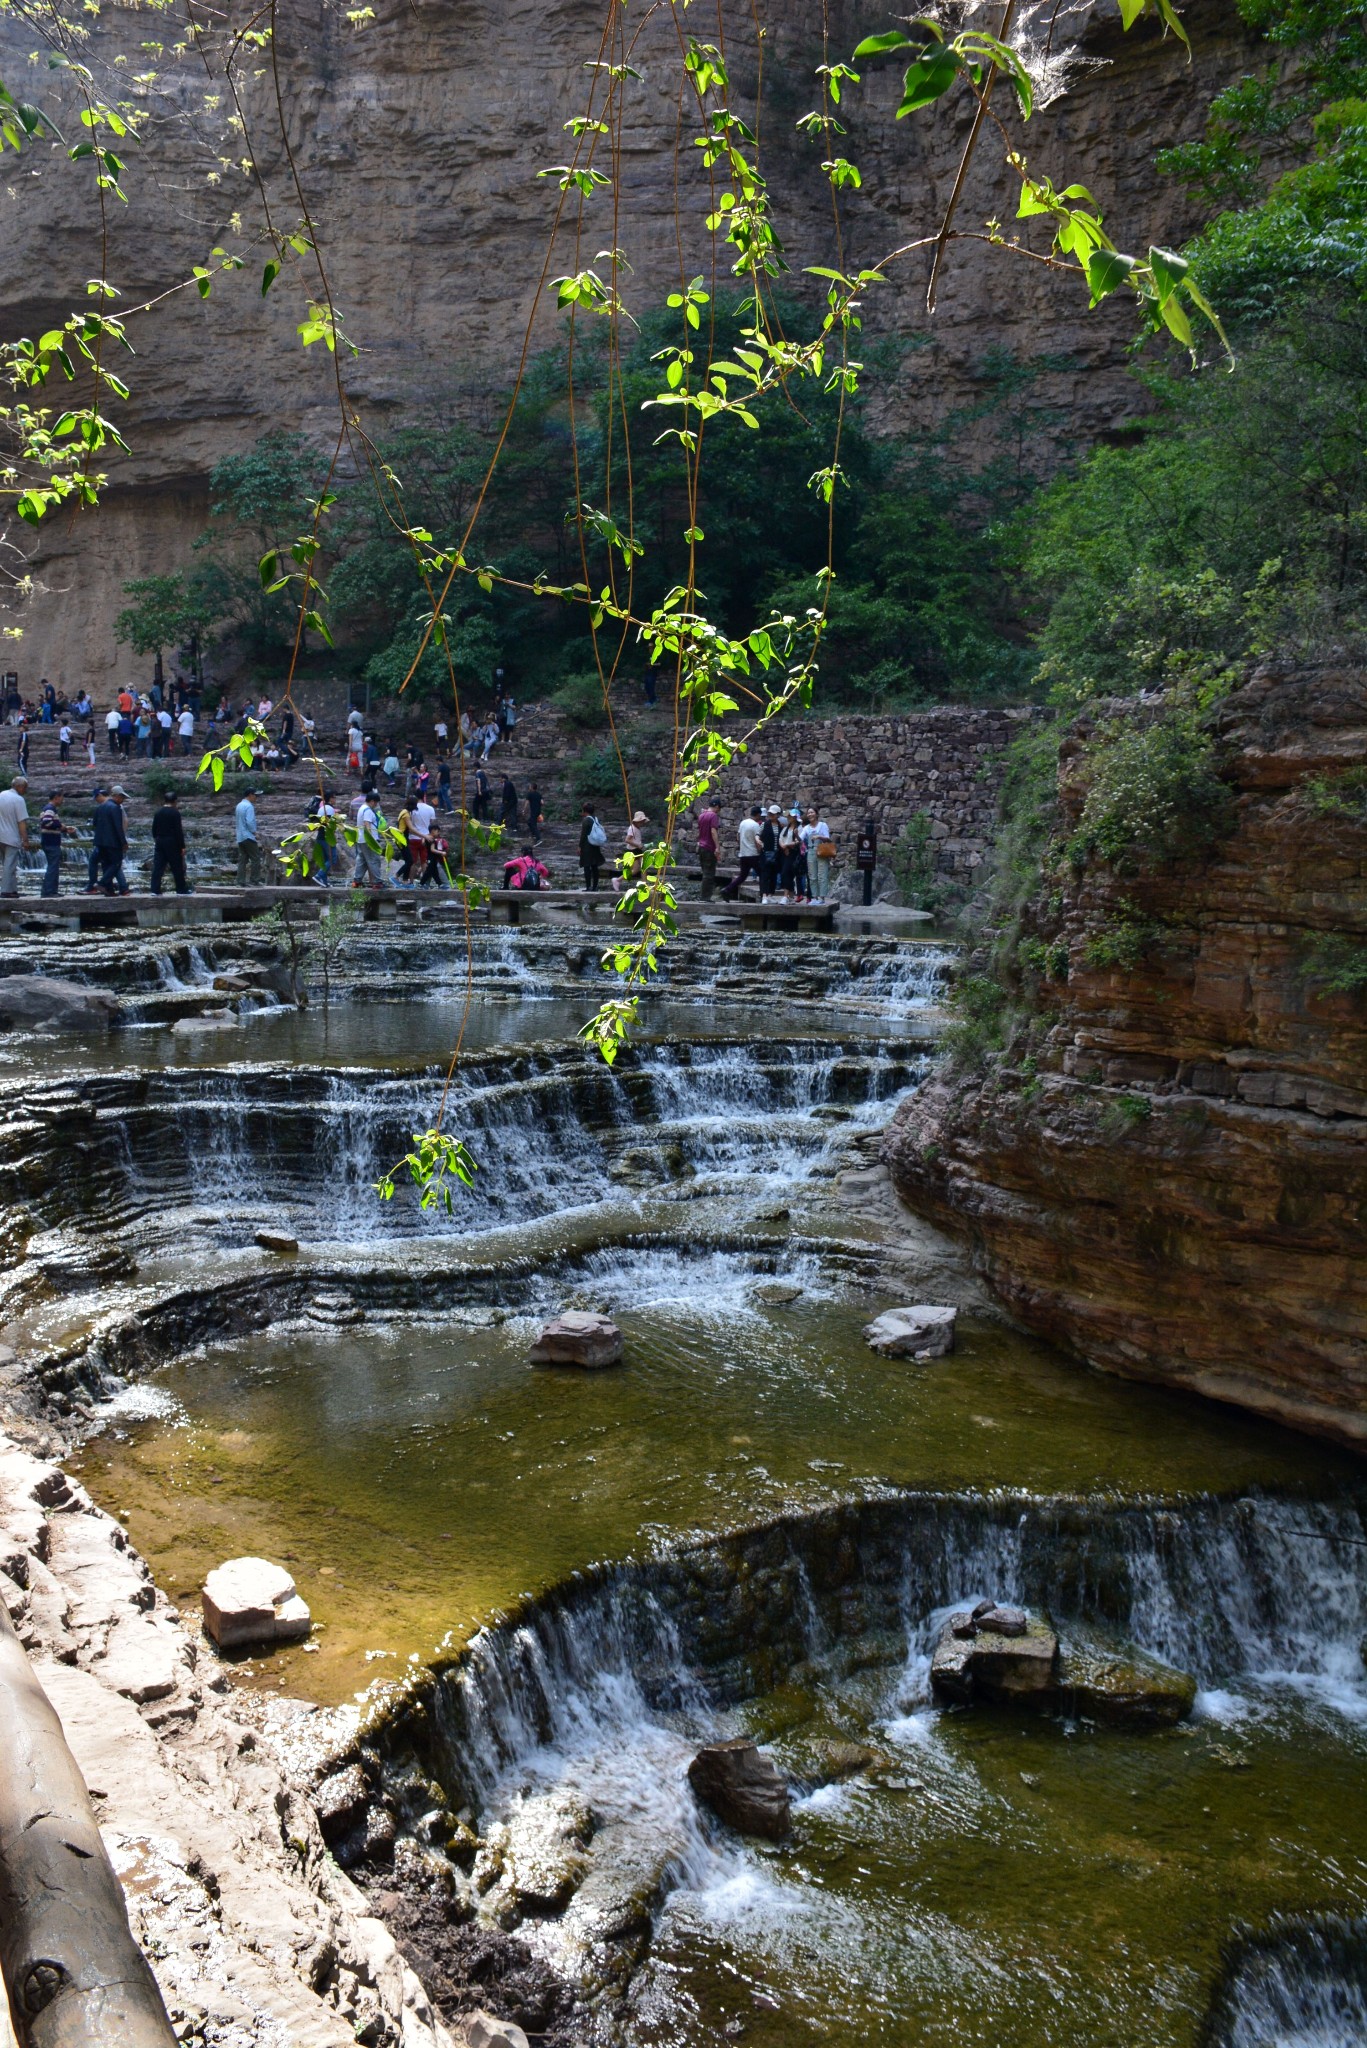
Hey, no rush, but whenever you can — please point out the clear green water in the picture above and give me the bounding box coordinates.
[624,1687,1367,2046]
[62,977,1367,2048]
[77,1290,1350,1706]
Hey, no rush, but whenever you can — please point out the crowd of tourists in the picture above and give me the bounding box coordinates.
[575,800,878,906]
[1,674,883,904]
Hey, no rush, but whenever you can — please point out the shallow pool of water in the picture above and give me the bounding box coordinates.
[76,1288,1354,1709]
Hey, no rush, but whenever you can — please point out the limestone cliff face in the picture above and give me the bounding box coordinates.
[883,665,1367,1450]
[0,0,1261,684]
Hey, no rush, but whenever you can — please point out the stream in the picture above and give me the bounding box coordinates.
[25,924,1365,2048]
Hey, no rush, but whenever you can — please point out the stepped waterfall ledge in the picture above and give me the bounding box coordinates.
[2,0,1366,2032]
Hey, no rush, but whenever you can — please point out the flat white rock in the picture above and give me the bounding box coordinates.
[863,1304,957,1359]
[463,2013,530,2048]
[202,1555,312,1648]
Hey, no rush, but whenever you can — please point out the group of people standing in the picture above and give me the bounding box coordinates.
[0,780,193,899]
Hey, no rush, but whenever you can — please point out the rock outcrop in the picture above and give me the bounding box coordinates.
[863,1303,957,1357]
[528,1311,624,1369]
[0,0,1264,685]
[884,664,1367,1449]
[687,1737,791,1839]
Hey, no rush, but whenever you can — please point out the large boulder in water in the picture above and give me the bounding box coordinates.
[202,1555,312,1648]
[0,975,120,1032]
[863,1304,957,1358]
[931,1604,1058,1704]
[528,1310,623,1368]
[688,1738,790,1839]
[1056,1636,1196,1727]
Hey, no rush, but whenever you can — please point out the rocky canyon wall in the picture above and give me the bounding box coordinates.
[0,0,1264,686]
[883,665,1367,1450]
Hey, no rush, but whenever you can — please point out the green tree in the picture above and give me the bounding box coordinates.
[114,571,218,684]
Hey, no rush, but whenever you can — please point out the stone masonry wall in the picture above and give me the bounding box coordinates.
[708,705,1040,882]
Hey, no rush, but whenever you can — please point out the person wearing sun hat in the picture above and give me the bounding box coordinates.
[624,809,648,858]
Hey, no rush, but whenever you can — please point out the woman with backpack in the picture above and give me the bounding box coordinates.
[580,803,607,891]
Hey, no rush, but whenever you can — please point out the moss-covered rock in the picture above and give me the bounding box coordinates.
[1056,1635,1196,1728]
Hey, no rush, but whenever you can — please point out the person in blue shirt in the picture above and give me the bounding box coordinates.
[235,789,263,886]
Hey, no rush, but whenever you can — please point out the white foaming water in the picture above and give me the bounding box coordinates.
[153,944,216,992]
[115,1038,924,1244]
[1213,1921,1367,2048]
[510,1244,838,1325]
[93,1381,186,1425]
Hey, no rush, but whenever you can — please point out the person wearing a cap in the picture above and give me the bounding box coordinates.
[624,810,648,859]
[38,792,77,897]
[88,785,131,896]
[0,774,29,896]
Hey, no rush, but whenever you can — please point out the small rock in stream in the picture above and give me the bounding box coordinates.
[752,1280,803,1305]
[688,1737,791,1839]
[254,1229,299,1254]
[863,1304,957,1358]
[201,1555,312,1649]
[528,1310,624,1369]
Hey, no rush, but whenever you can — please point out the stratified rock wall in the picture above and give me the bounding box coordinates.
[0,0,1263,684]
[883,666,1367,1449]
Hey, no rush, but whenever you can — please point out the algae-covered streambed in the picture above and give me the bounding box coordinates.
[75,1296,1350,1703]
[49,947,1367,2047]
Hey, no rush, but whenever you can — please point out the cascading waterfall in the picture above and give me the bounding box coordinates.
[364,1489,1367,2038]
[399,1491,1367,1819]
[40,1037,925,1246]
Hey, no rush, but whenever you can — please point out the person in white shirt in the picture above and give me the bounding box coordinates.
[155,706,173,757]
[806,809,833,900]
[434,719,449,758]
[723,808,764,900]
[105,706,121,756]
[0,776,29,896]
[411,797,436,841]
[58,721,73,765]
[352,795,385,889]
[177,707,194,753]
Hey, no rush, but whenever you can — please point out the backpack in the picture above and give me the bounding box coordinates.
[521,862,542,889]
[588,818,608,848]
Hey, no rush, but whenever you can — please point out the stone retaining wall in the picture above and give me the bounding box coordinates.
[707,704,1039,877]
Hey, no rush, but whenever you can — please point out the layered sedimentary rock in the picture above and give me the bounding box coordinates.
[884,665,1367,1448]
[0,0,1262,682]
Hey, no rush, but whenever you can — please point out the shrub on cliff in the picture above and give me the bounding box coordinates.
[1066,701,1235,871]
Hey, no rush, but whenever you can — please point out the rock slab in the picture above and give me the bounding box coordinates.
[687,1738,790,1840]
[463,2014,530,2048]
[0,976,120,1031]
[528,1310,624,1369]
[201,1555,312,1649]
[254,1229,299,1254]
[864,1304,957,1358]
[931,1608,1058,1704]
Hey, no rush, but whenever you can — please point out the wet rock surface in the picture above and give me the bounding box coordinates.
[884,663,1367,1449]
[0,975,121,1031]
[688,1737,791,1839]
[528,1311,624,1369]
[930,1603,1195,1725]
[864,1303,957,1358]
